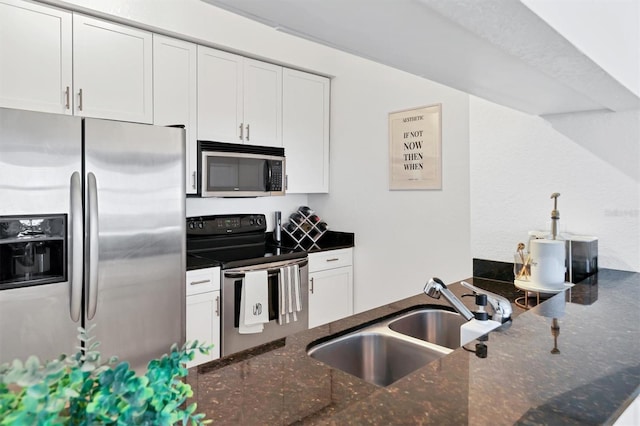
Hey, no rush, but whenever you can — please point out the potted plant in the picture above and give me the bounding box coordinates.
[0,326,211,425]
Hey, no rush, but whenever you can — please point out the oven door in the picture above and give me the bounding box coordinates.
[221,257,308,357]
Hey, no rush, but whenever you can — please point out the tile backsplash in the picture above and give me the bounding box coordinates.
[473,258,514,282]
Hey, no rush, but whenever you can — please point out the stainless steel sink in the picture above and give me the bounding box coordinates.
[307,306,460,387]
[307,331,448,387]
[388,308,468,349]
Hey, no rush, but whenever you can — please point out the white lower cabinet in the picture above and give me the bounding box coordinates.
[186,267,221,368]
[308,248,353,328]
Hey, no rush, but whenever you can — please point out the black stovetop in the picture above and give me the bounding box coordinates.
[186,214,306,270]
[186,242,306,270]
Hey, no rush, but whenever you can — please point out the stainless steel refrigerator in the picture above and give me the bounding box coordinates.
[0,107,185,372]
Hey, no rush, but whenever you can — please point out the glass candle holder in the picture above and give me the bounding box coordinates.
[514,252,531,281]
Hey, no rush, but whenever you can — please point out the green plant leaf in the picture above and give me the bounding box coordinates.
[26,382,49,399]
[24,356,40,373]
[1,327,209,426]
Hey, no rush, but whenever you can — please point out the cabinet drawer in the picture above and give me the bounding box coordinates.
[309,248,353,273]
[186,267,220,295]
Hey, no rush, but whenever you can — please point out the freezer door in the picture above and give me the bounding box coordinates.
[0,108,82,364]
[83,119,186,373]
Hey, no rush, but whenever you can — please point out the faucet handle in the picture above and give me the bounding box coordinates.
[460,281,512,323]
[462,293,490,321]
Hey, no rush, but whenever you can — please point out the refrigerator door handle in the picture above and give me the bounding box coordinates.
[86,172,99,320]
[70,172,83,322]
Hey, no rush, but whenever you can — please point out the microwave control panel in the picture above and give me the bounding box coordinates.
[269,160,283,192]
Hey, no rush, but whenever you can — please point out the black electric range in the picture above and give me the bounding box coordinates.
[186,214,306,270]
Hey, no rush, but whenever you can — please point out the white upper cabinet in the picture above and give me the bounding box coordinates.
[0,0,72,114]
[242,58,282,147]
[197,47,243,144]
[73,14,153,123]
[198,46,282,147]
[283,69,330,193]
[153,35,198,193]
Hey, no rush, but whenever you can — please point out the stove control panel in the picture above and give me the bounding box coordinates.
[187,214,266,235]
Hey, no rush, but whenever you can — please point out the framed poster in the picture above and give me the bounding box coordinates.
[389,104,442,190]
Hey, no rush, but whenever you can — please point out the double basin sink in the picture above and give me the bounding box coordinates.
[307,306,468,387]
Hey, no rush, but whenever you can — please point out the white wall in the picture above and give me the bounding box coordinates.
[522,0,640,98]
[52,0,472,312]
[470,96,640,272]
[310,73,470,312]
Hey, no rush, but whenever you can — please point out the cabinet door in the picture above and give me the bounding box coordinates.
[283,69,330,193]
[186,290,221,368]
[73,14,152,123]
[197,46,243,143]
[0,0,72,114]
[243,58,282,147]
[309,266,353,328]
[153,35,197,193]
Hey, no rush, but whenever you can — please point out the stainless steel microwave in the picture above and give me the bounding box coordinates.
[197,141,285,197]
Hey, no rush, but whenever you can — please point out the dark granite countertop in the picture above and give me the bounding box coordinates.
[187,269,639,425]
[187,231,354,271]
[186,255,221,271]
[306,231,355,253]
[279,230,355,254]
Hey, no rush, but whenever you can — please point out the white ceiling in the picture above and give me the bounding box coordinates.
[202,0,640,116]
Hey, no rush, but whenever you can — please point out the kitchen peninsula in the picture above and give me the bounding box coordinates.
[187,270,639,425]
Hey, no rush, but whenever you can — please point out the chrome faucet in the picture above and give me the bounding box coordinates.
[424,277,474,321]
[460,281,512,323]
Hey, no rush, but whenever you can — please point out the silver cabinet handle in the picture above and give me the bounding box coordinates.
[326,258,339,262]
[310,277,314,294]
[246,124,250,141]
[191,171,196,189]
[69,172,82,322]
[86,172,99,320]
[65,86,70,110]
[190,279,210,286]
[215,295,220,317]
[239,122,244,140]
[78,88,83,111]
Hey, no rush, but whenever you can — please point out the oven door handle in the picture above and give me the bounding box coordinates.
[224,271,279,280]
[223,259,308,278]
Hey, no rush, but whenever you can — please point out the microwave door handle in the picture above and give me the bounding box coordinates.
[265,161,272,191]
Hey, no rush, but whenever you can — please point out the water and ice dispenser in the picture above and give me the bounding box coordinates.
[0,215,66,289]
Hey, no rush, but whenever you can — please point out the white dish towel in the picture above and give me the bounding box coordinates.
[278,264,302,325]
[291,263,302,314]
[239,270,269,334]
[278,266,289,324]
